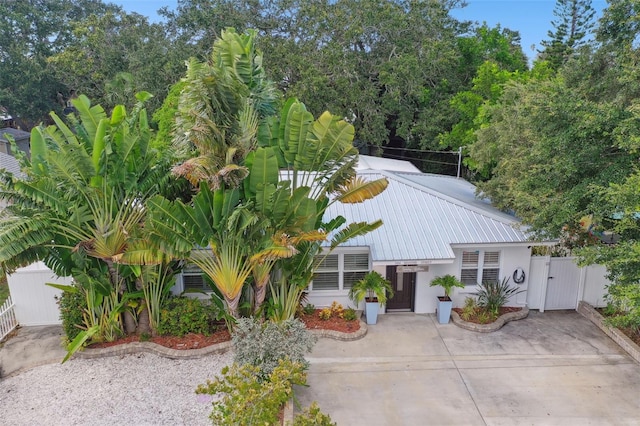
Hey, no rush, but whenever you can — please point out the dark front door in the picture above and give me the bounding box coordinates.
[385,266,415,311]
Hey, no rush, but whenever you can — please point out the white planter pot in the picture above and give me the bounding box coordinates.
[365,302,379,325]
[437,298,453,324]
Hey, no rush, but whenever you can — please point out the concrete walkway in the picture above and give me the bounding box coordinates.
[0,325,66,378]
[295,311,640,425]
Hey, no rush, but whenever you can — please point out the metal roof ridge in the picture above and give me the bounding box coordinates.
[369,170,521,226]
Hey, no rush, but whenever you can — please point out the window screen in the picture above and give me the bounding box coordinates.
[311,272,339,290]
[183,274,205,290]
[482,251,500,283]
[311,251,369,291]
[461,251,479,285]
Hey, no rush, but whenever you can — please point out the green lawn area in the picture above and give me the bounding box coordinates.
[0,275,9,306]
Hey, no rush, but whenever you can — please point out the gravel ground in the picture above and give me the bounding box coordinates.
[0,352,232,425]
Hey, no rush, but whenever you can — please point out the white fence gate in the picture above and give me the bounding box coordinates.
[527,256,609,311]
[0,296,18,341]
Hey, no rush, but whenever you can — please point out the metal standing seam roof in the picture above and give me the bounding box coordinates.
[324,170,529,263]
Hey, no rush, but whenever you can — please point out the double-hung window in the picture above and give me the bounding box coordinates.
[311,250,370,291]
[460,250,501,285]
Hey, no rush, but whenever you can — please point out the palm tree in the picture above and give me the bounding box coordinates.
[171,28,278,190]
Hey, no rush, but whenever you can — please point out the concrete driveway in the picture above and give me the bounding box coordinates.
[295,311,640,425]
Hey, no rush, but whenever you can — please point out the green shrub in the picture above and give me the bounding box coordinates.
[157,297,219,336]
[56,288,86,342]
[476,309,497,324]
[0,274,9,306]
[604,283,640,333]
[232,317,317,379]
[302,303,316,315]
[474,277,524,316]
[196,358,306,425]
[293,402,337,426]
[343,307,358,321]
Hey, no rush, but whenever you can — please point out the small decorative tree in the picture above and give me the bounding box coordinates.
[430,274,465,324]
[349,271,394,305]
[430,274,465,301]
[348,271,394,325]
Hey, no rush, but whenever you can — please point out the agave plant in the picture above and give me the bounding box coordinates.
[474,277,524,316]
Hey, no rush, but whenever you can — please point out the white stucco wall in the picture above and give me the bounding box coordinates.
[413,245,532,314]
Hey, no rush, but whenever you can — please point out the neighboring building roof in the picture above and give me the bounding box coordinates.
[325,170,529,263]
[0,128,29,143]
[0,151,22,177]
[356,155,421,173]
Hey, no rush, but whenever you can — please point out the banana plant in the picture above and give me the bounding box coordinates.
[0,94,178,353]
[244,100,388,318]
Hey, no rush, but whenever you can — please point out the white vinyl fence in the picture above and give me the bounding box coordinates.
[0,296,18,341]
[527,256,609,311]
[6,262,71,326]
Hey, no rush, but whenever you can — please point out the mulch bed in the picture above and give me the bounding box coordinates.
[89,329,231,350]
[88,310,360,350]
[595,308,640,347]
[452,306,522,324]
[298,309,361,333]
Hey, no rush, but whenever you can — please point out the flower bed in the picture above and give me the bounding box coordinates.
[451,306,529,332]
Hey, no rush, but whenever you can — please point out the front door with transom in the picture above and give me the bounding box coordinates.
[385,265,416,311]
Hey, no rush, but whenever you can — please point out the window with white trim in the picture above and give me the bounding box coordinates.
[460,250,501,285]
[311,251,370,291]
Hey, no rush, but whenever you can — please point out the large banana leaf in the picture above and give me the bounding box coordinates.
[146,195,198,257]
[71,95,107,142]
[255,183,276,217]
[29,127,46,175]
[247,147,278,196]
[283,102,314,169]
[334,176,389,204]
[191,184,216,238]
[330,220,383,249]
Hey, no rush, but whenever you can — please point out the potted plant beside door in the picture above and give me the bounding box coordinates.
[349,271,394,325]
[430,274,465,324]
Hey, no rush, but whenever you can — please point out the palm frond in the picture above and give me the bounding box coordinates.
[330,220,383,249]
[146,195,198,257]
[0,216,56,262]
[191,243,252,300]
[334,176,389,204]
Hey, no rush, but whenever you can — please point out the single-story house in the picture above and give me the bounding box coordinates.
[8,156,609,326]
[175,156,541,314]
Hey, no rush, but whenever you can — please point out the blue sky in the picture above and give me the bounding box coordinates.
[115,0,608,63]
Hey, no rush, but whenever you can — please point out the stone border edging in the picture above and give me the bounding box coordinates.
[73,340,232,360]
[577,301,640,364]
[74,320,367,361]
[451,307,529,332]
[308,319,367,341]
